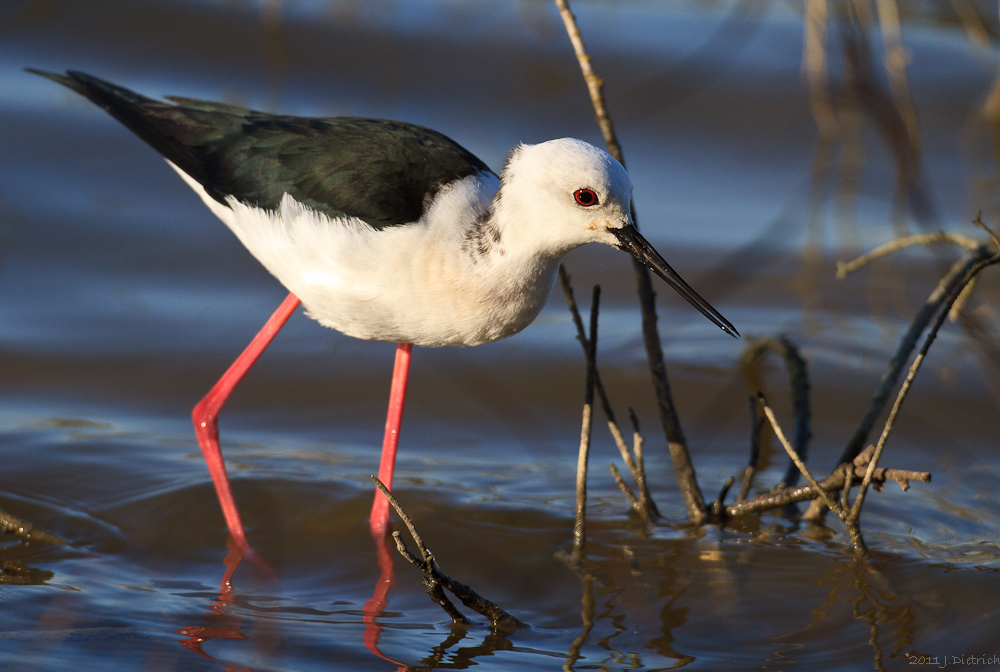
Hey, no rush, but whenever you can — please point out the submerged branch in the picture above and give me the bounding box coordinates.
[371,477,525,630]
[0,508,66,545]
[726,446,930,518]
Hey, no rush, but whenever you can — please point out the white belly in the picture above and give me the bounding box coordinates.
[170,163,559,347]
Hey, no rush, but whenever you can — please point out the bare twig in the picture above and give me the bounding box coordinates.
[839,243,994,464]
[851,445,930,492]
[552,0,622,162]
[874,0,920,160]
[601,412,659,522]
[974,211,1000,250]
[949,278,977,321]
[848,241,1000,540]
[757,393,844,518]
[711,477,735,520]
[573,285,600,558]
[560,268,660,521]
[560,270,630,460]
[609,463,640,512]
[806,226,996,549]
[726,455,929,518]
[803,0,837,140]
[736,396,765,502]
[836,232,980,278]
[839,463,854,512]
[742,336,812,488]
[628,409,658,518]
[847,360,921,536]
[370,477,525,629]
[951,215,1000,324]
[554,0,706,522]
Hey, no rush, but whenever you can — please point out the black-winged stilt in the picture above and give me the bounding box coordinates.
[30,69,738,551]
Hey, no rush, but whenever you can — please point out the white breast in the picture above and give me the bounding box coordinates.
[168,163,561,347]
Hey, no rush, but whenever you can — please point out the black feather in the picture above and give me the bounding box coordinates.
[27,69,495,229]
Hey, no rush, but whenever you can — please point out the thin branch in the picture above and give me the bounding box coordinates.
[711,477,735,520]
[609,463,641,512]
[560,267,659,520]
[836,232,980,278]
[848,357,922,529]
[741,336,812,488]
[0,508,66,545]
[807,230,996,548]
[949,278,977,322]
[849,245,1000,527]
[757,393,844,518]
[736,396,765,502]
[974,211,1000,250]
[391,528,470,624]
[628,409,658,518]
[554,0,706,522]
[874,0,921,159]
[839,463,854,512]
[839,243,994,464]
[850,445,932,492]
[726,454,929,517]
[573,285,600,558]
[552,0,623,161]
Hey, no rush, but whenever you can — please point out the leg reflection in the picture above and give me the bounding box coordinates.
[363,527,405,669]
[176,537,255,672]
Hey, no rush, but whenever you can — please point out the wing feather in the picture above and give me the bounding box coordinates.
[28,69,495,229]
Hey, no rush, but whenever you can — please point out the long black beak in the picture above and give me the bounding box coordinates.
[612,225,740,338]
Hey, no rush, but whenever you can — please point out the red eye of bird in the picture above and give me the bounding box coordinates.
[573,189,599,207]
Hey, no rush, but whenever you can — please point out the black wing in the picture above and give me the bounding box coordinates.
[28,69,494,229]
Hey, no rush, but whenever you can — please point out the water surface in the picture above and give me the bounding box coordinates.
[2,1,999,670]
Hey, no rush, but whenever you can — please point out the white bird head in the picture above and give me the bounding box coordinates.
[496,138,739,338]
[498,138,633,254]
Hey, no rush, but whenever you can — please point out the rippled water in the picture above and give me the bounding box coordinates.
[2,1,1000,670]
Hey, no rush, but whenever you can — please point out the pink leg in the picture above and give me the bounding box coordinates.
[193,292,301,552]
[369,342,413,536]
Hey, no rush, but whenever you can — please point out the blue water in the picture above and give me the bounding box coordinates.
[2,1,999,670]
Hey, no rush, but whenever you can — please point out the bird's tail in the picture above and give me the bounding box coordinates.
[25,68,217,198]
